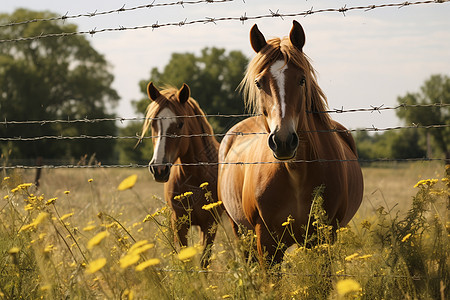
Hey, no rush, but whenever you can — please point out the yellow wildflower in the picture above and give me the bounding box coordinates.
[401,233,412,242]
[202,201,223,211]
[143,214,152,223]
[86,258,107,274]
[83,225,96,232]
[3,176,10,181]
[60,212,74,221]
[177,246,197,261]
[132,244,154,255]
[282,215,295,227]
[88,178,94,183]
[135,258,161,271]
[40,284,51,291]
[3,195,9,200]
[120,254,140,269]
[11,187,19,193]
[87,231,109,249]
[46,197,57,205]
[336,279,361,296]
[345,253,359,261]
[64,190,70,195]
[123,289,134,300]
[414,178,438,188]
[18,183,33,189]
[44,244,55,253]
[8,247,20,254]
[117,174,138,191]
[183,191,193,197]
[222,295,231,299]
[336,227,349,233]
[335,269,344,275]
[200,182,209,188]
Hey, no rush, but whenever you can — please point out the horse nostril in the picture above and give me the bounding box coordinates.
[289,133,299,150]
[268,133,277,152]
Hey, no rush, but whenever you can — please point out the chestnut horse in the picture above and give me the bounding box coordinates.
[141,82,222,268]
[218,21,363,267]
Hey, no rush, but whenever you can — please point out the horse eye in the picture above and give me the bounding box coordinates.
[300,78,306,86]
[255,79,262,89]
[177,121,184,129]
[262,109,268,117]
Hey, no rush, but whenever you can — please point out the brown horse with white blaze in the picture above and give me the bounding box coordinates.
[141,82,222,268]
[218,21,364,267]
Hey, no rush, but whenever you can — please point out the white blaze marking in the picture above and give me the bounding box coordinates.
[270,60,288,118]
[151,107,176,164]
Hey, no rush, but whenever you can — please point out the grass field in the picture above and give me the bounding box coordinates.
[1,162,448,299]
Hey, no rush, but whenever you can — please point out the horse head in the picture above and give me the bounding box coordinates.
[249,21,308,160]
[146,82,191,182]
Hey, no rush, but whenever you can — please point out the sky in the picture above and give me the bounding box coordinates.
[2,0,450,130]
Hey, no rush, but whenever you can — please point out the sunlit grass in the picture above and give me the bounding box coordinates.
[0,163,448,299]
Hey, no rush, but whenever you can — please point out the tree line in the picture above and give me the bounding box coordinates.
[1,9,449,166]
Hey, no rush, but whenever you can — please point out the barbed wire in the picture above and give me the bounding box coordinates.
[0,0,235,29]
[1,123,449,142]
[1,103,448,126]
[1,157,446,170]
[0,113,257,126]
[1,0,448,44]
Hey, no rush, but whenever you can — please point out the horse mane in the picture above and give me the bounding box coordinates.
[140,86,215,143]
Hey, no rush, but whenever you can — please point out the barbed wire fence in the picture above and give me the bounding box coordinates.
[1,0,449,169]
[0,0,449,43]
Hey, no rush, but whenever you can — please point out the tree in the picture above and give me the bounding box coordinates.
[0,9,119,163]
[396,74,450,166]
[118,47,249,164]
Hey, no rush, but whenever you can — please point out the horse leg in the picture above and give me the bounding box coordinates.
[254,222,286,271]
[199,223,218,269]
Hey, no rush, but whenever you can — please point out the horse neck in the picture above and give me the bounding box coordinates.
[297,114,344,161]
[176,134,218,187]
[180,135,218,164]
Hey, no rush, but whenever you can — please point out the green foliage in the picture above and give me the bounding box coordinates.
[354,74,449,164]
[397,74,450,162]
[354,130,426,162]
[0,9,119,162]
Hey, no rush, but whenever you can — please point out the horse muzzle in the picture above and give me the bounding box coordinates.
[149,163,171,182]
[268,131,299,161]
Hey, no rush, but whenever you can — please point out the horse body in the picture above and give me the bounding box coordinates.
[142,83,222,268]
[218,21,363,266]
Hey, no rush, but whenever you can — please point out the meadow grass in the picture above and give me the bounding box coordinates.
[0,162,448,299]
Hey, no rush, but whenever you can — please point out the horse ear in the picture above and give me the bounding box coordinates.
[289,20,306,52]
[178,83,190,104]
[147,82,161,101]
[250,24,267,53]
